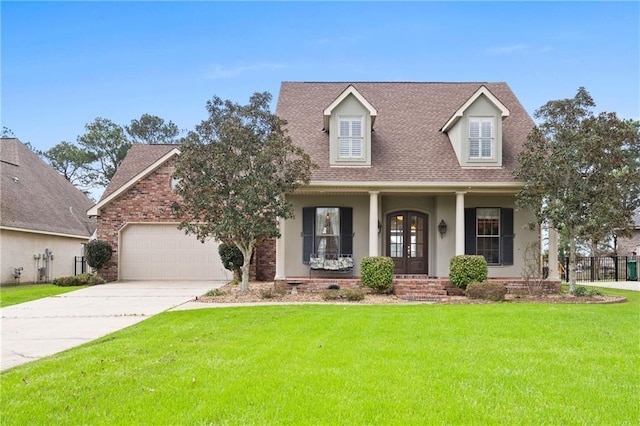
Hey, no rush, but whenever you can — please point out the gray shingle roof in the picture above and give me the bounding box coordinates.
[1,138,95,236]
[276,82,535,184]
[99,143,177,201]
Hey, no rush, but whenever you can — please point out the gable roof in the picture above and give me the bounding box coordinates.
[88,143,178,216]
[276,82,534,186]
[441,85,510,132]
[0,138,95,237]
[323,84,378,131]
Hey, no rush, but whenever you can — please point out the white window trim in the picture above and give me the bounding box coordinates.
[338,115,364,160]
[468,117,495,161]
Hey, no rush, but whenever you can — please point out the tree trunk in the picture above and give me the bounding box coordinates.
[237,241,255,293]
[568,233,577,293]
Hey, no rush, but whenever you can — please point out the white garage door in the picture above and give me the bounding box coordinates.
[120,224,229,281]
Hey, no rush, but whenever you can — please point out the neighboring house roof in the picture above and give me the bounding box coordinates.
[276,82,534,185]
[633,209,640,229]
[0,138,95,237]
[89,143,178,216]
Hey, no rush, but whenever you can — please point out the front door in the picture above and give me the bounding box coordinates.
[386,211,428,275]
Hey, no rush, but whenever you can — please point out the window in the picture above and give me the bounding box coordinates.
[469,117,494,159]
[302,207,353,263]
[464,207,514,265]
[315,207,340,257]
[476,208,500,264]
[338,116,363,159]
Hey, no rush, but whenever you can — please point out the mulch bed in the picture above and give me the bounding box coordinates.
[196,282,627,305]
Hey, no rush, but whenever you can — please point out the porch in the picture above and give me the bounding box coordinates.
[274,276,561,302]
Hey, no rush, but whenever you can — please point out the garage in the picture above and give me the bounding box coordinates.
[120,224,229,281]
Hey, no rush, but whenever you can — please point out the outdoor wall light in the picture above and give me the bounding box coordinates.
[438,220,448,238]
[170,201,180,216]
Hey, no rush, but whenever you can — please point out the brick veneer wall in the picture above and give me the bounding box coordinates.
[97,158,181,281]
[96,157,275,282]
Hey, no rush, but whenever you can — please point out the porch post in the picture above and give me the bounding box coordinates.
[547,223,560,281]
[274,217,286,280]
[455,191,466,255]
[369,191,379,256]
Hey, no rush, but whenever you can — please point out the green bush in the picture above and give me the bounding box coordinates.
[53,273,105,287]
[218,243,244,273]
[466,282,507,301]
[341,288,365,301]
[321,289,342,301]
[321,288,365,302]
[360,257,394,293]
[573,286,604,297]
[85,240,113,271]
[450,255,488,289]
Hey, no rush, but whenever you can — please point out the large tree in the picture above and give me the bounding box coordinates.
[515,87,640,292]
[40,141,97,193]
[173,92,316,292]
[126,114,181,144]
[78,117,131,186]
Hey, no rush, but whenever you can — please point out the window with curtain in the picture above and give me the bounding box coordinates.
[302,207,353,263]
[469,117,494,159]
[315,207,340,257]
[338,116,363,159]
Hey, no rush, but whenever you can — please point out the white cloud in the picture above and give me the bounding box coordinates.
[205,63,285,79]
[486,43,528,55]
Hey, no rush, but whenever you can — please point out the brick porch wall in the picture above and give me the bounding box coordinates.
[275,277,561,301]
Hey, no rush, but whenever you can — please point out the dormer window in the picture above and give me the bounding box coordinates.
[441,85,509,167]
[469,117,494,159]
[339,116,364,159]
[324,85,377,167]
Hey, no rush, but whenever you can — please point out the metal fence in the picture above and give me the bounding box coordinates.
[563,256,638,282]
[74,256,87,275]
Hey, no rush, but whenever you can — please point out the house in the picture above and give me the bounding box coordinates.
[87,143,275,282]
[618,209,640,255]
[273,82,560,292]
[0,138,95,284]
[88,82,560,295]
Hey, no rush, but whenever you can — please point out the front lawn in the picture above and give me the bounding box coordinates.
[1,289,638,425]
[0,284,87,308]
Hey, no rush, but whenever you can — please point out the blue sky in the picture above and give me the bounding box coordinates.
[2,1,639,153]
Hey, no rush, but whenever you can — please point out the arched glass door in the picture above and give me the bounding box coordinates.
[386,211,428,275]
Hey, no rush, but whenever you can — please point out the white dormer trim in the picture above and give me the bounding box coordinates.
[441,85,510,133]
[87,148,180,216]
[323,85,377,131]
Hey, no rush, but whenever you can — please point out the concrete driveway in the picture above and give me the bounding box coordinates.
[1,281,224,371]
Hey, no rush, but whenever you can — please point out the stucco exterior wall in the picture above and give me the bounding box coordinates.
[618,230,640,255]
[285,194,369,277]
[283,192,538,279]
[0,229,88,284]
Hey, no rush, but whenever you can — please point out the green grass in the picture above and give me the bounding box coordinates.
[0,284,87,307]
[1,290,639,425]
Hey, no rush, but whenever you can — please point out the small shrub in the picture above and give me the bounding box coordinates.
[85,240,113,271]
[360,257,394,293]
[321,288,365,301]
[450,255,488,289]
[204,288,226,297]
[466,282,507,301]
[218,243,244,273]
[260,287,285,299]
[321,289,342,301]
[53,273,105,287]
[572,286,603,297]
[341,288,365,301]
